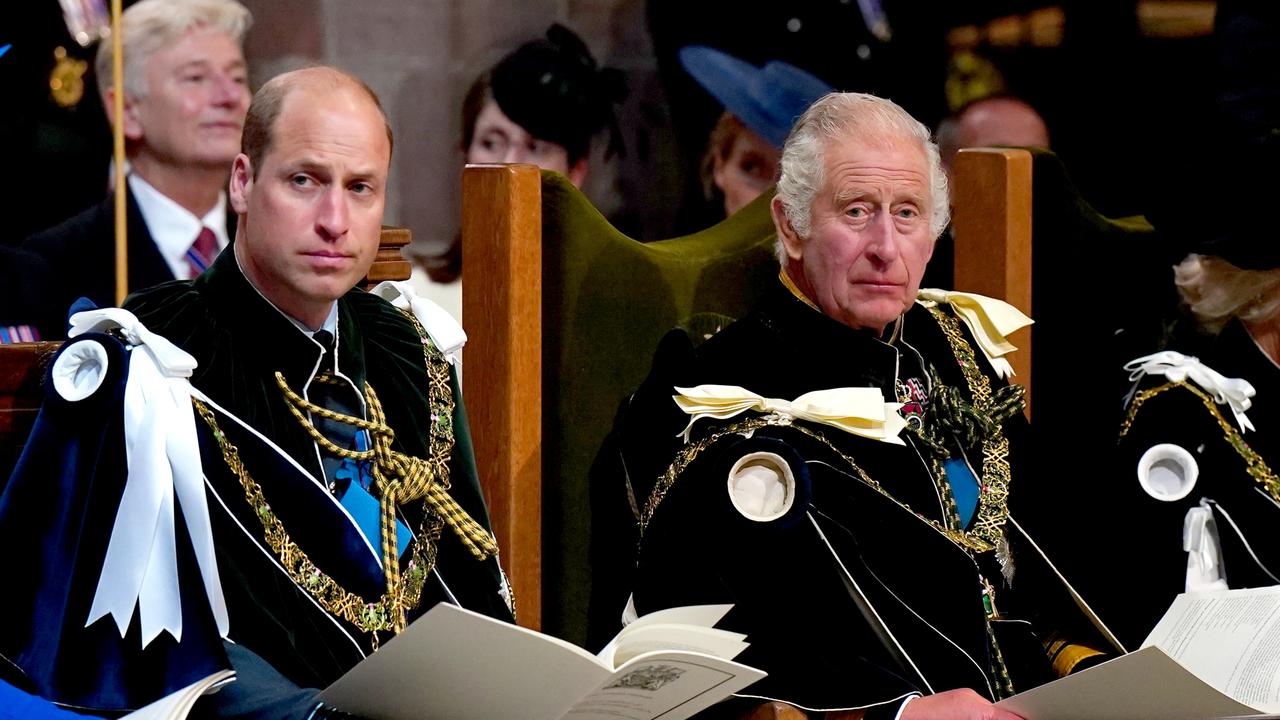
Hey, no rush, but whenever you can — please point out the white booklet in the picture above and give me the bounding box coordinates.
[318,603,766,720]
[119,670,236,720]
[996,585,1280,720]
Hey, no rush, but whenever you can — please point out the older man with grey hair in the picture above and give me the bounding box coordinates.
[605,92,1116,720]
[24,0,251,338]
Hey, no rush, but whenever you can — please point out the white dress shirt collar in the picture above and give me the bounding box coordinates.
[128,174,230,280]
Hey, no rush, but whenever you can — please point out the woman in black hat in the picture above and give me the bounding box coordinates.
[418,24,626,285]
[463,24,626,188]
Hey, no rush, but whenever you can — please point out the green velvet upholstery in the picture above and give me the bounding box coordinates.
[1022,148,1166,435]
[539,171,779,644]
[1001,150,1179,616]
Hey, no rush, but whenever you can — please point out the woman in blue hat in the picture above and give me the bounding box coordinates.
[680,46,831,217]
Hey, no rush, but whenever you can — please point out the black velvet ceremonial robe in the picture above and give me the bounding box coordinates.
[0,247,512,715]
[1090,319,1280,650]
[599,281,1114,717]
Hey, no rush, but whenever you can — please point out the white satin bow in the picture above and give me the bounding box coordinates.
[371,281,466,366]
[1124,350,1256,433]
[69,308,229,647]
[673,384,907,445]
[917,289,1034,379]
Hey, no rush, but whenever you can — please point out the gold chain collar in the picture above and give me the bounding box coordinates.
[920,306,1015,553]
[194,310,496,641]
[642,305,1017,555]
[1121,380,1280,504]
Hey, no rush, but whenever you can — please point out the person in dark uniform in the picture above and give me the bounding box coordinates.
[0,66,512,719]
[1065,0,1280,651]
[23,0,251,339]
[594,92,1116,720]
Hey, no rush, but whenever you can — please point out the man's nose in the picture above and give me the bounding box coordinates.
[501,147,531,164]
[212,74,246,107]
[866,212,901,263]
[316,188,349,240]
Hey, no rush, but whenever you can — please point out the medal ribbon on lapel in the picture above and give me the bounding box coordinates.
[917,289,1033,379]
[673,384,907,445]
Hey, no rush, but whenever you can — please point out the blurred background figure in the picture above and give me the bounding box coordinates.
[921,93,1049,290]
[411,23,626,319]
[21,0,251,339]
[648,0,949,235]
[679,45,830,218]
[1053,0,1280,651]
[463,24,626,191]
[451,23,625,285]
[936,94,1050,184]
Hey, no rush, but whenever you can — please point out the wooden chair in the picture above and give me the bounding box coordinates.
[461,164,779,640]
[951,147,1164,424]
[0,227,415,484]
[459,152,1159,714]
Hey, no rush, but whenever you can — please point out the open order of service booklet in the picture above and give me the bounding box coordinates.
[997,585,1280,720]
[318,603,766,720]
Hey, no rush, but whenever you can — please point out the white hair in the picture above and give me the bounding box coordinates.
[774,92,949,262]
[95,0,251,100]
[1174,253,1280,334]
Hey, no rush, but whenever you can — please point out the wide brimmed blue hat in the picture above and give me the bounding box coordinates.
[679,45,833,149]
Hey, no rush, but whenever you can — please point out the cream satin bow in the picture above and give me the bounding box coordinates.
[1125,350,1256,433]
[69,307,229,647]
[673,384,907,445]
[917,289,1034,379]
[371,280,466,366]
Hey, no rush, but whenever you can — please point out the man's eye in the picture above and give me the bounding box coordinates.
[183,74,207,83]
[846,207,867,218]
[896,207,918,219]
[291,175,313,187]
[351,182,373,195]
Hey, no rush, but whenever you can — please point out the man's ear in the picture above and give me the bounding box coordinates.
[567,157,589,188]
[770,195,805,262]
[228,154,253,215]
[104,88,146,143]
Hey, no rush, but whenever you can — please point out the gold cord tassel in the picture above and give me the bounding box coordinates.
[276,372,498,630]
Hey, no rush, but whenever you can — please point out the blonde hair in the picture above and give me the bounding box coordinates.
[700,111,748,198]
[95,0,251,100]
[1174,253,1280,334]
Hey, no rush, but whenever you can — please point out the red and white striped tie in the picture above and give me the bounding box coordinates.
[186,226,217,279]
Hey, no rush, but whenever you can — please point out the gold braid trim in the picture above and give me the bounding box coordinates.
[274,372,497,631]
[1044,633,1105,677]
[640,415,997,554]
[1120,380,1280,504]
[193,399,434,643]
[924,305,1015,552]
